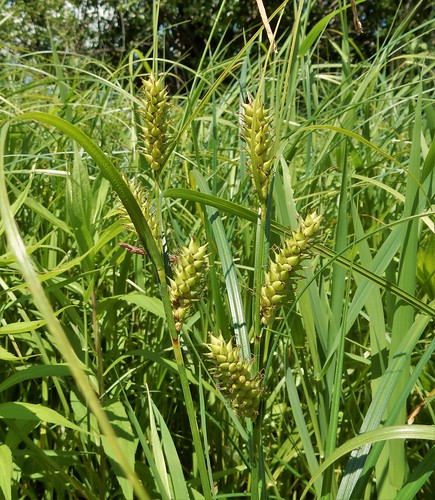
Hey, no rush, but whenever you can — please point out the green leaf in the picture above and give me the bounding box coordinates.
[298,9,339,57]
[0,364,72,393]
[0,402,86,433]
[0,346,19,362]
[147,390,191,500]
[285,367,321,496]
[337,320,434,499]
[65,144,95,270]
[0,444,12,500]
[147,388,171,500]
[102,401,138,500]
[98,292,165,319]
[0,319,47,335]
[191,170,250,361]
[395,446,435,500]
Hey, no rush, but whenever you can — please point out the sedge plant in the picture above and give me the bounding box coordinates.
[0,1,434,499]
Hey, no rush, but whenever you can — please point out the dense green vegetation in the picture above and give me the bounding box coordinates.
[1,1,434,499]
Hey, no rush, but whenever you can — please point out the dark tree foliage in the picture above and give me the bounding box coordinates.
[2,0,433,71]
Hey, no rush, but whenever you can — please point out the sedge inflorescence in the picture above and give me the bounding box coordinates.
[241,96,274,204]
[169,239,208,331]
[139,75,171,173]
[113,176,160,243]
[260,212,322,325]
[205,334,263,420]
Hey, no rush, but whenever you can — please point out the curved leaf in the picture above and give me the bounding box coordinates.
[0,364,73,393]
[163,188,435,318]
[9,112,163,273]
[0,402,86,433]
[301,425,435,499]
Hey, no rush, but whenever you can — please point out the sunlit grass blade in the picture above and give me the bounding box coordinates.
[151,401,193,500]
[285,367,321,496]
[191,170,250,361]
[385,89,424,497]
[0,444,12,500]
[102,400,138,500]
[146,387,172,499]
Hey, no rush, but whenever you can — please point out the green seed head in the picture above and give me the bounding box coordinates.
[139,75,171,174]
[205,334,263,420]
[112,176,159,243]
[169,238,208,331]
[241,96,275,205]
[260,212,323,325]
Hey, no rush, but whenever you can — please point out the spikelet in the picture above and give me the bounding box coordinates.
[241,96,274,204]
[139,75,171,173]
[112,176,159,243]
[169,239,208,331]
[205,334,263,420]
[260,212,322,325]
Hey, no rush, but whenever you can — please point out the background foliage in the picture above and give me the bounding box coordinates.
[3,0,434,72]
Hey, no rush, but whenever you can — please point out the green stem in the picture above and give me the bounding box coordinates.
[321,317,347,499]
[250,202,268,500]
[253,204,267,370]
[153,175,212,499]
[92,285,107,500]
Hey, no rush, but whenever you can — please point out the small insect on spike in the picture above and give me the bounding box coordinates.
[118,243,147,255]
